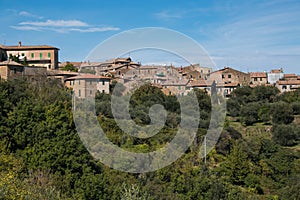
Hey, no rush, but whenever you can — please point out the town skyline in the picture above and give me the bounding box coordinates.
[1,0,300,74]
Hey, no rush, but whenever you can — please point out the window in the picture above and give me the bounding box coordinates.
[260,78,263,81]
[78,80,80,85]
[90,90,92,95]
[13,68,17,74]
[102,90,105,93]
[48,52,51,58]
[21,53,25,56]
[31,53,34,58]
[254,77,258,81]
[90,81,92,85]
[39,53,43,59]
[78,90,81,97]
[178,86,181,90]
[228,74,232,78]
[222,74,225,79]
[102,80,105,85]
[282,85,287,89]
[208,70,210,73]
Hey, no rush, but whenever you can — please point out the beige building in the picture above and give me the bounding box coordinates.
[249,72,268,86]
[161,79,189,96]
[65,74,111,98]
[0,42,59,70]
[208,67,250,97]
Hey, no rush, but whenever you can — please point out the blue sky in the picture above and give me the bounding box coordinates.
[1,0,300,73]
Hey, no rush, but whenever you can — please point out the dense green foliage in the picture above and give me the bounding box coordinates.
[61,62,78,72]
[0,80,299,199]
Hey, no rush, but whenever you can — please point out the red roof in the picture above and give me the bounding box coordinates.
[277,80,300,85]
[283,73,297,78]
[249,72,267,78]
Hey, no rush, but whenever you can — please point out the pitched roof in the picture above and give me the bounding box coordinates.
[277,79,300,85]
[0,44,59,50]
[249,72,267,78]
[0,60,24,67]
[210,66,248,75]
[283,73,298,79]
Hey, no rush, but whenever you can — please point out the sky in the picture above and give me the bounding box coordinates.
[1,0,300,74]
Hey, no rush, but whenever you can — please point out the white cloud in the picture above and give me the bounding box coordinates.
[11,19,120,33]
[10,25,42,31]
[19,19,88,27]
[18,11,43,19]
[154,10,183,20]
[70,27,120,33]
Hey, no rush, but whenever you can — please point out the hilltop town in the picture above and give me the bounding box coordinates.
[1,42,300,98]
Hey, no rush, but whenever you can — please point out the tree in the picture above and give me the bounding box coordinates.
[272,124,299,146]
[222,141,250,185]
[61,62,78,72]
[240,102,261,126]
[271,101,294,124]
[252,85,280,102]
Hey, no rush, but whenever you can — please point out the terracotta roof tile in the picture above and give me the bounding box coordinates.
[249,72,267,78]
[277,80,300,85]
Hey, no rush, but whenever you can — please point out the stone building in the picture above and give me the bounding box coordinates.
[80,57,141,78]
[178,64,212,80]
[249,72,268,86]
[0,42,59,70]
[161,79,189,96]
[65,74,111,98]
[0,60,46,81]
[208,67,250,97]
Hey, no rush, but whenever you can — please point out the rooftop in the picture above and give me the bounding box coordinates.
[249,72,267,78]
[0,43,59,50]
[0,60,24,67]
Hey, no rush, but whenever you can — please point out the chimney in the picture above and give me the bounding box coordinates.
[18,41,22,47]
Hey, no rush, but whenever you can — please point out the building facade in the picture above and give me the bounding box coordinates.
[249,72,268,86]
[0,60,47,81]
[208,67,250,97]
[0,42,59,70]
[268,69,284,85]
[65,74,111,98]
